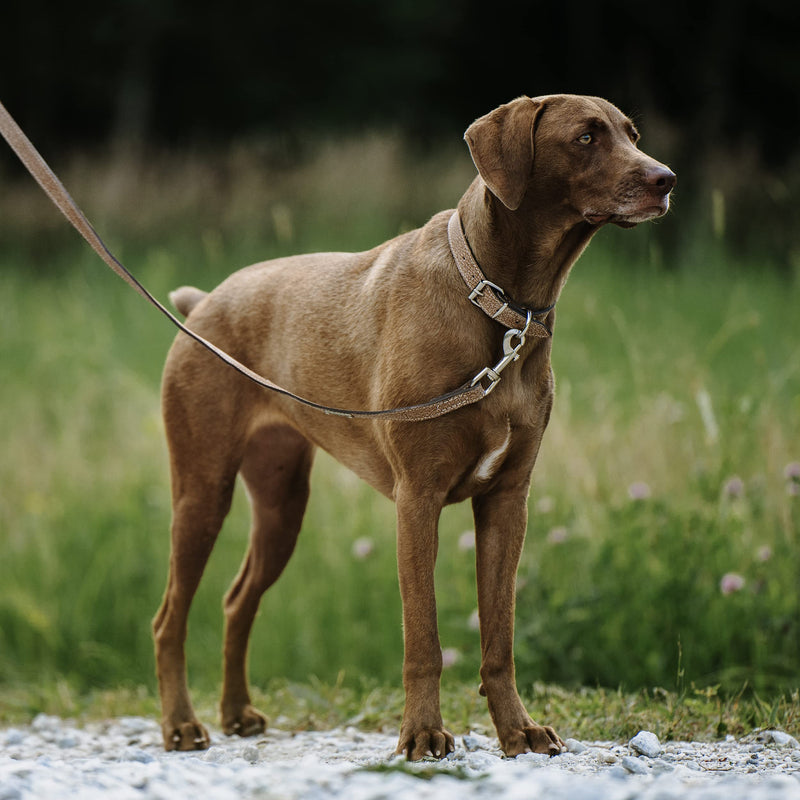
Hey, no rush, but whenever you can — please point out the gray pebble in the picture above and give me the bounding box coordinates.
[125,747,155,763]
[241,744,260,763]
[462,732,494,752]
[590,747,619,765]
[621,755,650,775]
[761,730,800,749]
[4,718,800,800]
[30,714,60,732]
[629,730,662,758]
[652,758,675,773]
[462,750,501,771]
[565,738,588,754]
[201,746,232,764]
[118,717,156,736]
[607,765,631,780]
[514,751,550,766]
[57,735,79,749]
[3,729,25,746]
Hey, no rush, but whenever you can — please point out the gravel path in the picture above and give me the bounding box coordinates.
[2,716,800,800]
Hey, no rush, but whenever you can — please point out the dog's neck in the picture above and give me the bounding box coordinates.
[457,178,598,312]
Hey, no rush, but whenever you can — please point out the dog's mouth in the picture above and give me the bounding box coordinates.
[584,213,612,225]
[585,202,669,228]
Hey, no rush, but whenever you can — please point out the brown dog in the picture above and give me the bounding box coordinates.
[152,94,675,759]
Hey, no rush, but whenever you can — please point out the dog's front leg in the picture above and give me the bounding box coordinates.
[394,486,455,760]
[472,487,565,757]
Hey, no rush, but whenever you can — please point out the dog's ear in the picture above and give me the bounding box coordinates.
[464,96,545,211]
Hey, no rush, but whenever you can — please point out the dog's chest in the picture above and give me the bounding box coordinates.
[472,418,512,483]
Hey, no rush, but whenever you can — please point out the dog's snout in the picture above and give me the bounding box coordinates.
[646,165,677,195]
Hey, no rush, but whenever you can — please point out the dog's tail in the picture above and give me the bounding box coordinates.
[169,285,208,317]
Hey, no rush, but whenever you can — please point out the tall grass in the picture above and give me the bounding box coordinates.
[0,137,797,706]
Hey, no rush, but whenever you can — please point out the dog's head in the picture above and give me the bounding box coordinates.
[464,94,676,228]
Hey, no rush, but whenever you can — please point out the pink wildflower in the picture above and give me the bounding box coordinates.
[784,462,800,480]
[723,476,745,498]
[547,526,569,544]
[441,648,461,668]
[628,481,651,501]
[720,572,745,595]
[756,546,772,562]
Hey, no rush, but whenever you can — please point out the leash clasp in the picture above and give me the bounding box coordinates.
[470,311,532,395]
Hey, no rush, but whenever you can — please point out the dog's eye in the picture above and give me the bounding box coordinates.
[577,133,593,145]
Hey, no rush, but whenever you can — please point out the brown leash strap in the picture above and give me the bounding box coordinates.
[0,99,495,421]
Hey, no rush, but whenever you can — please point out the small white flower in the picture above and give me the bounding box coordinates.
[547,526,568,544]
[441,648,461,668]
[536,496,555,514]
[351,537,374,560]
[458,530,476,551]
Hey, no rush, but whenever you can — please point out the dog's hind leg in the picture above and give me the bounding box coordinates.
[220,423,315,737]
[153,449,240,751]
[153,355,248,751]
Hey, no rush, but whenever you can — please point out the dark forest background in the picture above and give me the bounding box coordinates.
[1,0,799,262]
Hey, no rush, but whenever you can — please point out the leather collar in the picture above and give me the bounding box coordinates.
[447,211,553,337]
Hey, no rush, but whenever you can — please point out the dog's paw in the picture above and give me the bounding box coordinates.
[163,720,210,751]
[222,705,268,737]
[395,727,456,761]
[501,724,565,758]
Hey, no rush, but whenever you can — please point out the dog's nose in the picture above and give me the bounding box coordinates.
[646,165,677,195]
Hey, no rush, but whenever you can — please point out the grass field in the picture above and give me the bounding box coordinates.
[0,138,798,730]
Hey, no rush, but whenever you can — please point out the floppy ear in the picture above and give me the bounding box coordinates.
[464,96,545,211]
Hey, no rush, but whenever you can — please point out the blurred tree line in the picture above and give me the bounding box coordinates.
[1,0,798,264]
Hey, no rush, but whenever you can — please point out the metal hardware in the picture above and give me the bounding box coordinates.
[468,278,506,307]
[471,366,502,394]
[517,309,533,339]
[470,311,533,395]
[490,300,510,319]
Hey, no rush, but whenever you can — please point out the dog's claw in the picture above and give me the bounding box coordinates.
[163,720,210,751]
[501,723,565,758]
[222,705,268,738]
[396,727,456,761]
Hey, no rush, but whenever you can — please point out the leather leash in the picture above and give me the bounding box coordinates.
[0,99,551,421]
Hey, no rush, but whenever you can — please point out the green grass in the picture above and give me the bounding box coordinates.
[0,139,798,731]
[2,679,798,745]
